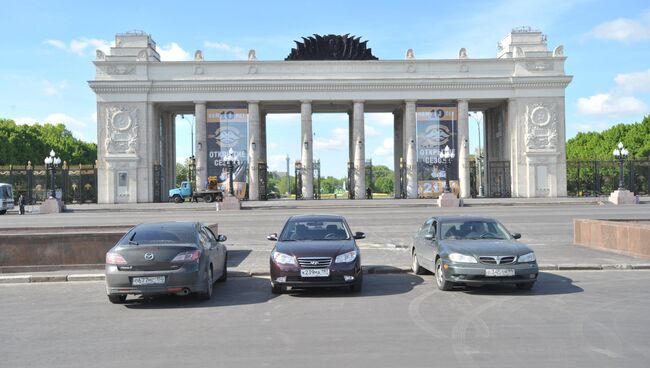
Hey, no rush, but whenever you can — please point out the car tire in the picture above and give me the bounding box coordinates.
[173,195,183,204]
[516,282,535,290]
[435,258,453,291]
[217,254,227,282]
[204,194,214,203]
[196,268,213,300]
[350,274,363,293]
[0,210,7,215]
[108,294,126,304]
[412,251,426,275]
[271,283,285,294]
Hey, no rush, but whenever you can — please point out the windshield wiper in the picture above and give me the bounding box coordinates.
[128,240,139,245]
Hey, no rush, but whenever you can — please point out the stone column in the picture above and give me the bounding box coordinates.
[248,101,261,201]
[393,109,403,198]
[404,101,417,198]
[194,101,207,191]
[348,112,354,167]
[353,101,366,199]
[457,99,470,198]
[301,101,314,199]
[260,112,267,165]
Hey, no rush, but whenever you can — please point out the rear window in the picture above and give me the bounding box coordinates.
[0,185,11,199]
[119,224,198,246]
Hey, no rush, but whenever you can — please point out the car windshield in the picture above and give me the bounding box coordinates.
[440,220,512,240]
[279,219,350,241]
[119,224,198,246]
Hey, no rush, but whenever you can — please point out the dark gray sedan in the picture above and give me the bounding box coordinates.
[411,216,538,291]
[105,222,227,303]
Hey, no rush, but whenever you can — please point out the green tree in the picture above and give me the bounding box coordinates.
[369,165,394,193]
[0,118,97,165]
[320,176,344,194]
[175,162,189,186]
[567,115,650,160]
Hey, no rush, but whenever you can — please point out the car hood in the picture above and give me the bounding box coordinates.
[275,240,356,258]
[439,239,533,257]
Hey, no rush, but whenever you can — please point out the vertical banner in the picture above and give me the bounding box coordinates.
[416,105,459,198]
[206,108,248,199]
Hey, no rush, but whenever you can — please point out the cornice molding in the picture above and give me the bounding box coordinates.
[89,76,572,94]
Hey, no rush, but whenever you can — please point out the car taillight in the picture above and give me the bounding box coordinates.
[172,250,200,263]
[106,252,127,265]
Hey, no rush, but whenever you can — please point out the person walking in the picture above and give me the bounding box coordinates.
[18,193,26,215]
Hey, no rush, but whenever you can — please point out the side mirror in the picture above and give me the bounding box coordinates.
[216,234,227,242]
[353,232,365,240]
[267,233,278,241]
[424,234,434,240]
[512,233,521,239]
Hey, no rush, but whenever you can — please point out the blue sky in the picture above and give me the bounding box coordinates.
[1,0,649,178]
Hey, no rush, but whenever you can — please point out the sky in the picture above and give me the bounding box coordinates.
[1,0,649,178]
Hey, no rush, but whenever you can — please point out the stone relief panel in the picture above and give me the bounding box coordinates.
[104,105,139,155]
[525,103,559,151]
[106,65,136,75]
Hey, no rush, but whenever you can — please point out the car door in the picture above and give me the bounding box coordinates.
[419,217,438,270]
[416,218,435,269]
[203,227,225,276]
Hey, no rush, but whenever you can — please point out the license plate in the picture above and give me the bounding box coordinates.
[300,268,330,278]
[485,269,515,277]
[132,276,165,286]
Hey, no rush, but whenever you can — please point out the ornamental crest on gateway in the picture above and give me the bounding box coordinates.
[105,106,139,155]
[525,103,558,151]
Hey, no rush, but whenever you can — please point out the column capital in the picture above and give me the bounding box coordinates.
[457,98,469,104]
[247,100,260,105]
[193,101,207,105]
[300,100,312,105]
[404,99,417,104]
[353,100,365,104]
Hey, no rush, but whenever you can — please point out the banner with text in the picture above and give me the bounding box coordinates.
[206,108,248,199]
[416,105,459,198]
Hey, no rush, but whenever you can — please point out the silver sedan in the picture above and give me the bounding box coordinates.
[411,216,538,291]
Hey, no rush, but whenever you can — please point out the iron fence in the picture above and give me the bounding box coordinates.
[567,159,649,196]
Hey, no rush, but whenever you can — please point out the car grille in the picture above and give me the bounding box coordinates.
[479,256,516,265]
[297,257,332,268]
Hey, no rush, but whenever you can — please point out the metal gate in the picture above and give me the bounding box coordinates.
[258,162,268,201]
[399,158,407,199]
[566,159,650,196]
[294,161,303,200]
[365,158,373,198]
[347,161,355,199]
[153,164,162,202]
[313,160,321,199]
[488,161,511,198]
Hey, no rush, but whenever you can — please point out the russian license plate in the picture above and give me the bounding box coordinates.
[300,268,330,278]
[132,276,165,286]
[485,269,515,277]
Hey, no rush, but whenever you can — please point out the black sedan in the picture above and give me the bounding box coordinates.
[411,216,538,291]
[105,221,227,303]
[268,214,364,294]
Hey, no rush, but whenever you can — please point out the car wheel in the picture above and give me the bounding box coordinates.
[350,274,363,293]
[173,195,183,204]
[516,282,535,290]
[435,258,453,291]
[0,210,7,215]
[412,251,426,275]
[217,254,227,282]
[196,268,213,300]
[204,194,214,203]
[108,294,126,304]
[271,283,285,294]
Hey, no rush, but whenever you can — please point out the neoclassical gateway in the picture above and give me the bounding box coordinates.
[89,28,571,203]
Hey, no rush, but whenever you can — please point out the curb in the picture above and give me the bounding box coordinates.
[1,264,649,285]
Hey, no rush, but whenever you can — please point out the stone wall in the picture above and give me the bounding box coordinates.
[574,219,650,258]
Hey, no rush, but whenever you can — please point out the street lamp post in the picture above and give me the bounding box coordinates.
[469,112,484,197]
[181,114,195,158]
[44,149,61,198]
[225,148,235,197]
[438,145,456,193]
[613,141,629,190]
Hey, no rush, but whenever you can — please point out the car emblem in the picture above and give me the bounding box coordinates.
[310,261,319,265]
[144,253,154,261]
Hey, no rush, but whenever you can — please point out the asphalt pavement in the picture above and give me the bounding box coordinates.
[1,270,649,368]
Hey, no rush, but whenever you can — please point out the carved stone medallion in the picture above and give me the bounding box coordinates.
[105,106,139,154]
[525,103,558,151]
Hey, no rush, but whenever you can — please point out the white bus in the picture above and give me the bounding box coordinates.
[0,183,14,215]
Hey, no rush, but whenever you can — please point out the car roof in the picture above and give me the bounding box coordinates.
[433,215,500,223]
[288,214,345,221]
[133,221,201,230]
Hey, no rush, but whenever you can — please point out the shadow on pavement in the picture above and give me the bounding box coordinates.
[123,276,277,309]
[459,271,584,296]
[226,249,252,267]
[285,273,424,298]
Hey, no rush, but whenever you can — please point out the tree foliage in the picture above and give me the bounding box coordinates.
[567,116,650,160]
[0,118,97,165]
[369,165,394,193]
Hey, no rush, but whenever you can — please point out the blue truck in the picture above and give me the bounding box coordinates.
[0,183,14,215]
[169,180,223,203]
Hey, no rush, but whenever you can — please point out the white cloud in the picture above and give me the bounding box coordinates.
[157,42,192,61]
[314,127,347,151]
[204,41,248,60]
[576,93,648,117]
[42,80,67,96]
[588,14,650,43]
[366,113,394,126]
[614,69,650,93]
[14,117,38,125]
[267,154,291,172]
[266,113,300,125]
[374,138,394,157]
[44,38,112,56]
[573,121,611,132]
[364,124,383,138]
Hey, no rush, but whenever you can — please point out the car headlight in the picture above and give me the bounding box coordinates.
[335,250,357,263]
[518,252,536,263]
[272,251,297,266]
[448,253,477,263]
